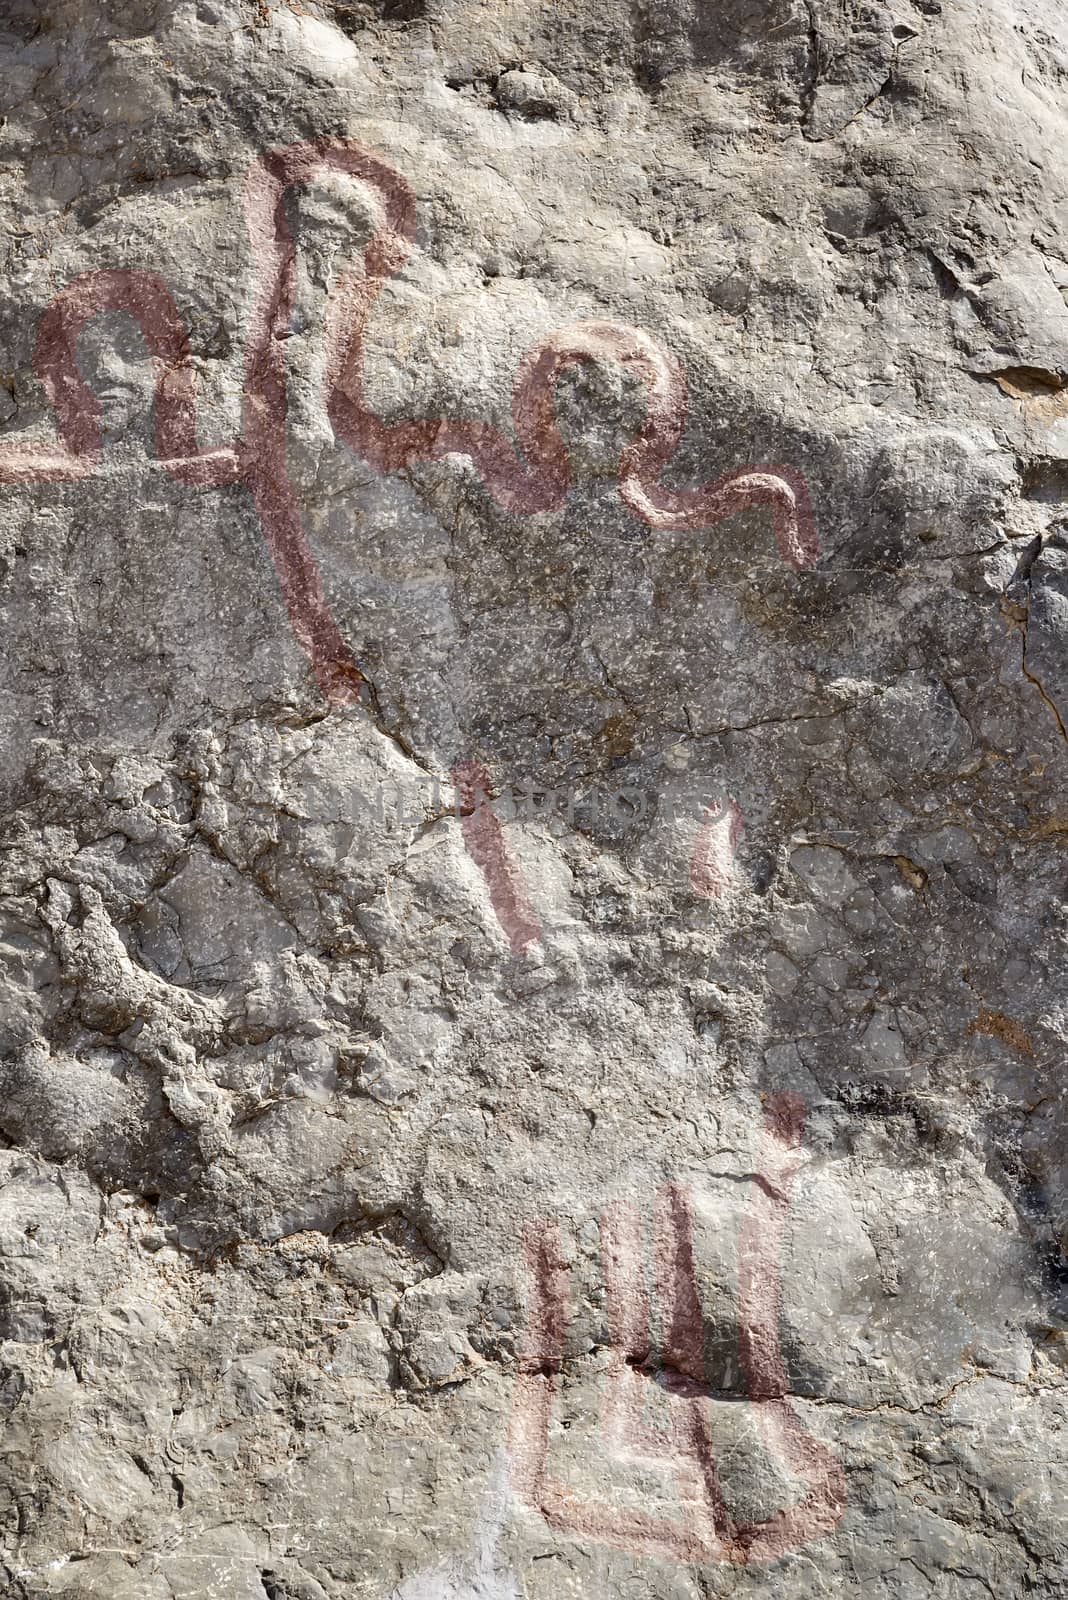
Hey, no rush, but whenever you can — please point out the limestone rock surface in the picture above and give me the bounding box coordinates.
[1,2,1068,1596]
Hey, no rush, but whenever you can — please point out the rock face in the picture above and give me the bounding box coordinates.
[2,0,1068,1594]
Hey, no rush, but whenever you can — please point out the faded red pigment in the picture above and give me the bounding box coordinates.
[690,795,745,899]
[450,759,542,954]
[509,1093,846,1565]
[0,138,818,945]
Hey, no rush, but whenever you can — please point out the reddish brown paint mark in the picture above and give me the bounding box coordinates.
[451,759,541,955]
[654,1181,706,1387]
[730,1092,847,1562]
[0,139,817,947]
[0,138,818,705]
[509,1095,846,1565]
[329,273,819,567]
[690,796,745,898]
[510,1224,570,1508]
[601,1200,650,1365]
[597,1202,654,1460]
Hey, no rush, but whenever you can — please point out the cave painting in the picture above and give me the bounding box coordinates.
[690,795,745,899]
[509,1093,846,1565]
[451,758,542,955]
[0,137,818,943]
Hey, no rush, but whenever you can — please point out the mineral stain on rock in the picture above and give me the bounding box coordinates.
[325,0,429,32]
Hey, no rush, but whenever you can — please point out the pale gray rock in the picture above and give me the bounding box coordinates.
[1,1,1068,1596]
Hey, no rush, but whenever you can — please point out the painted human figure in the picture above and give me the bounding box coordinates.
[0,137,816,942]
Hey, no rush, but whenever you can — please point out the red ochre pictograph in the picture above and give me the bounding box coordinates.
[690,795,745,899]
[0,138,818,946]
[509,1093,846,1565]
[451,759,542,955]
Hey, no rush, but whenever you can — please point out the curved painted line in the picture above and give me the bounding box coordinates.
[0,138,819,943]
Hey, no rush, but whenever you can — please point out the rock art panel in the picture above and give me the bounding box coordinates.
[509,1096,845,1566]
[1,2,1067,1596]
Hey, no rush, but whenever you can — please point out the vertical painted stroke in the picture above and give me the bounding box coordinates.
[509,1095,846,1564]
[690,796,745,898]
[451,760,541,955]
[509,1223,570,1510]
[732,1092,847,1562]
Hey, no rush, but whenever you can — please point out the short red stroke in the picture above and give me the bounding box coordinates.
[690,795,745,898]
[451,759,541,956]
[509,1093,846,1565]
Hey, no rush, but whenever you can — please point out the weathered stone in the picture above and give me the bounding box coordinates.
[1,0,1068,1595]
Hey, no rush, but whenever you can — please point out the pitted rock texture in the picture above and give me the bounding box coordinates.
[2,1,1068,1596]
